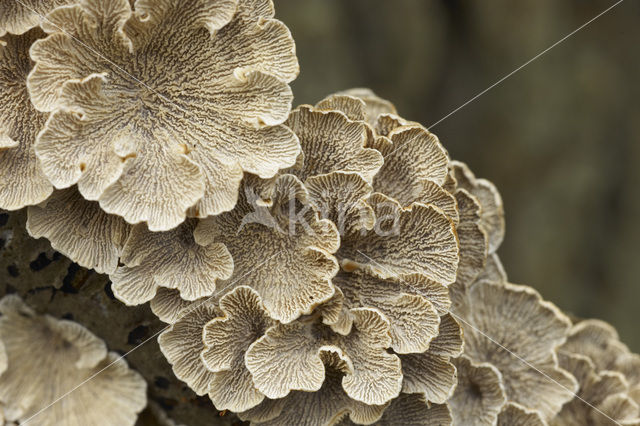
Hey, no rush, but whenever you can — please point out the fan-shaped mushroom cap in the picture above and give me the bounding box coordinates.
[560,320,640,407]
[497,403,546,426]
[336,393,453,426]
[150,288,201,324]
[449,355,506,426]
[332,268,449,354]
[552,352,640,426]
[239,351,388,426]
[28,0,300,230]
[246,307,402,405]
[340,192,459,284]
[158,300,219,396]
[305,171,375,238]
[0,295,146,425]
[399,313,463,405]
[459,281,577,420]
[200,286,274,411]
[0,28,53,210]
[315,94,367,123]
[0,0,74,37]
[368,126,454,217]
[195,174,340,323]
[449,161,505,253]
[26,187,131,274]
[450,189,488,288]
[110,218,233,305]
[285,105,383,182]
[338,88,397,126]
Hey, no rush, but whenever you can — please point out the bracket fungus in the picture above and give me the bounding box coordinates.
[27,0,300,230]
[0,28,53,210]
[0,0,74,37]
[194,173,340,324]
[110,218,233,305]
[452,280,578,421]
[0,1,637,421]
[26,187,131,274]
[0,295,146,425]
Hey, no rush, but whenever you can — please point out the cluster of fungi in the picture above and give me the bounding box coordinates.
[0,0,638,425]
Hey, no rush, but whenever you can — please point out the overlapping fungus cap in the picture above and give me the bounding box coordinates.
[0,294,147,425]
[454,280,578,420]
[335,393,453,426]
[497,403,545,426]
[109,218,233,305]
[560,319,640,404]
[245,307,402,405]
[449,161,505,254]
[0,28,53,210]
[448,355,506,426]
[194,173,339,323]
[0,0,74,37]
[28,0,299,231]
[552,352,640,426]
[26,187,131,274]
[239,351,388,426]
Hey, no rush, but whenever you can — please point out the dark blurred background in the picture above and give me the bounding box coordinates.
[275,0,640,350]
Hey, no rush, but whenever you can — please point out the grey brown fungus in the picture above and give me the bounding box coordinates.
[245,307,402,405]
[158,299,220,396]
[239,351,389,426]
[26,187,131,274]
[194,174,340,324]
[561,319,640,403]
[497,403,546,426]
[110,218,233,305]
[449,161,505,254]
[336,393,453,426]
[0,0,74,37]
[339,192,459,284]
[0,294,146,425]
[285,103,383,183]
[200,286,274,412]
[448,355,506,426]
[551,352,640,426]
[368,125,454,216]
[0,28,53,210]
[27,0,300,230]
[150,287,202,324]
[331,268,449,354]
[338,88,397,127]
[455,281,578,420]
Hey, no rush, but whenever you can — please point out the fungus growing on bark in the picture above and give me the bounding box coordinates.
[28,0,300,230]
[195,174,340,323]
[0,295,146,425]
[110,219,233,305]
[26,187,131,274]
[0,28,53,210]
